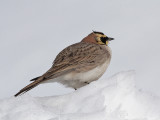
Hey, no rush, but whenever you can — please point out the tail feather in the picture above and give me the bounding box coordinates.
[30,76,40,81]
[14,78,43,97]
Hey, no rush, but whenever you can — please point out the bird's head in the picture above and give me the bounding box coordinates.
[82,31,114,45]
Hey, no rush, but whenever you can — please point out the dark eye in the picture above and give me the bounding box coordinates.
[100,37,108,43]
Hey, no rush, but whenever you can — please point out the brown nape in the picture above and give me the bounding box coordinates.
[81,33,97,44]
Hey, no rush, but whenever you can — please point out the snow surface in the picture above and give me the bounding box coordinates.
[0,71,160,120]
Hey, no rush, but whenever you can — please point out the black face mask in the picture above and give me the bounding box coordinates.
[100,37,108,44]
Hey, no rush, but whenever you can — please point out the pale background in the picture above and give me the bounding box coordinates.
[0,0,160,99]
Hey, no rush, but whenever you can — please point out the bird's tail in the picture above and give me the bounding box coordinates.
[14,78,43,97]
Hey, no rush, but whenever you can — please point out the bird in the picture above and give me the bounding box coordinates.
[14,31,114,97]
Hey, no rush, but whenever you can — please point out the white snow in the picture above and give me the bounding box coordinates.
[0,71,160,120]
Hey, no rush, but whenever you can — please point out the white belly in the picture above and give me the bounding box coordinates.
[66,60,110,82]
[44,60,110,89]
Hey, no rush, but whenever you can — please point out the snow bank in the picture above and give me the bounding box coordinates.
[0,71,160,120]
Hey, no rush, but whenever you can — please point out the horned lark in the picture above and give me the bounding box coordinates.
[15,31,114,97]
